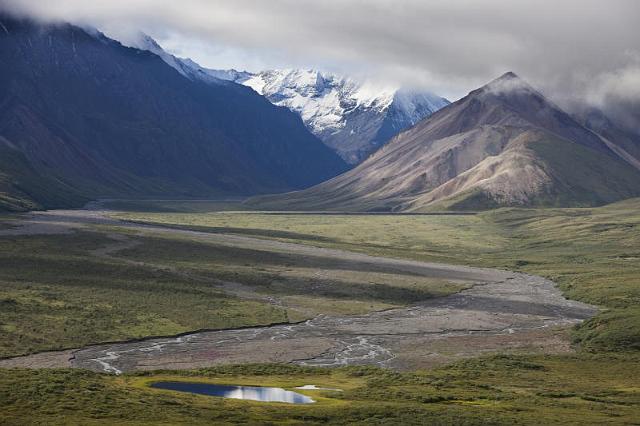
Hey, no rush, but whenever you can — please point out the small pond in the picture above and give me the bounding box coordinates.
[150,381,315,404]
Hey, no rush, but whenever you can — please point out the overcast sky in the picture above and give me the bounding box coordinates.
[2,0,639,119]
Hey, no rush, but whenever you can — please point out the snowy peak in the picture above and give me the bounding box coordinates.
[241,69,395,135]
[129,33,185,74]
[245,69,335,98]
[391,89,450,127]
[233,68,449,163]
[128,34,449,164]
[243,69,398,118]
[205,67,252,82]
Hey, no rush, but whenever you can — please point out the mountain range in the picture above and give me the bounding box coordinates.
[0,16,347,211]
[2,16,639,214]
[130,35,449,164]
[249,72,640,211]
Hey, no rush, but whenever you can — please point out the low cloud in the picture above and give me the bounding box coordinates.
[1,0,639,128]
[483,72,536,96]
[585,62,640,131]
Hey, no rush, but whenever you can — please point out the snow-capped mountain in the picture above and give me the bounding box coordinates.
[0,21,348,211]
[242,70,397,135]
[248,72,640,212]
[233,69,450,163]
[132,35,449,164]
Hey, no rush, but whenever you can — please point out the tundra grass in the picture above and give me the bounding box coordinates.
[110,232,465,306]
[0,225,462,358]
[99,198,247,213]
[2,355,639,425]
[114,198,640,351]
[0,232,288,358]
[1,202,639,424]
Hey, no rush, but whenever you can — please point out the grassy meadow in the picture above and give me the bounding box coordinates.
[0,231,292,358]
[2,355,639,425]
[0,219,461,358]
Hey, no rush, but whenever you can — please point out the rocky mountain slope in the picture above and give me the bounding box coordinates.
[249,72,640,211]
[0,16,347,211]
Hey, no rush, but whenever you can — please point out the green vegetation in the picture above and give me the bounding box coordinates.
[526,137,640,207]
[0,223,461,358]
[431,136,640,211]
[0,232,287,357]
[115,198,640,352]
[98,199,248,213]
[113,232,463,306]
[2,199,639,424]
[2,355,639,425]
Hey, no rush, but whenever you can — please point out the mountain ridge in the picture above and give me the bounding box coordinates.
[128,36,450,165]
[233,69,451,164]
[0,16,348,211]
[247,72,640,211]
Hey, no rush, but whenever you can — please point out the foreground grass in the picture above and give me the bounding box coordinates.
[2,355,639,425]
[116,198,640,351]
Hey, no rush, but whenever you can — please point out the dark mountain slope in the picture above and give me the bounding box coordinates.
[0,16,347,210]
[0,139,87,211]
[579,108,640,171]
[248,73,640,211]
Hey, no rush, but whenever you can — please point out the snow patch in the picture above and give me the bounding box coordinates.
[295,385,343,391]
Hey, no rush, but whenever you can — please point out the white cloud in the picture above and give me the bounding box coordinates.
[588,64,640,106]
[2,0,639,121]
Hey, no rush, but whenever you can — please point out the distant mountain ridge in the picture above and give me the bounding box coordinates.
[229,69,450,164]
[129,36,450,164]
[0,16,347,211]
[248,72,640,211]
[129,34,253,86]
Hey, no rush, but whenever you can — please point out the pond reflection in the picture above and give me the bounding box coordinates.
[150,381,315,404]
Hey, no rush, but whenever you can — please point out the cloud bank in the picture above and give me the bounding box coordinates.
[1,0,639,127]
